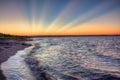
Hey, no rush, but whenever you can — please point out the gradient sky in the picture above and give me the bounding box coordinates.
[0,0,120,36]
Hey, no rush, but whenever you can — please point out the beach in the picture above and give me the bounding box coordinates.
[0,38,31,80]
[0,36,120,80]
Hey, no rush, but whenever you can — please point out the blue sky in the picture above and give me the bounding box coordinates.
[0,0,120,35]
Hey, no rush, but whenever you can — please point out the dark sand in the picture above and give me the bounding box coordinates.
[0,38,31,80]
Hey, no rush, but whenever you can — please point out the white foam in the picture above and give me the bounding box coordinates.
[1,46,35,80]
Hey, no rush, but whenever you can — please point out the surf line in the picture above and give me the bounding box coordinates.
[24,45,57,80]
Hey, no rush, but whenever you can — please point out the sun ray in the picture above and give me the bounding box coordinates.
[36,0,50,27]
[57,0,117,33]
[0,0,120,36]
[45,0,80,32]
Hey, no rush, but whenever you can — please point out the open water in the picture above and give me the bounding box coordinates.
[1,36,120,80]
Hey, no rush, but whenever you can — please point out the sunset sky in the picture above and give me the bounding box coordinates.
[0,0,120,36]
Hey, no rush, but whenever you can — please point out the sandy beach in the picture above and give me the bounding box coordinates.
[0,38,31,80]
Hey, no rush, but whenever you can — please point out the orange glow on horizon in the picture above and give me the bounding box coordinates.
[0,0,120,36]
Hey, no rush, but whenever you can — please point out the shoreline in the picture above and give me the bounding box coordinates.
[0,37,31,80]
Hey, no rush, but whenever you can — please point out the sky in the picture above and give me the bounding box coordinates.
[0,0,120,36]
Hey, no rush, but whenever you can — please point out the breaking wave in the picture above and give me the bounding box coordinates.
[1,36,120,80]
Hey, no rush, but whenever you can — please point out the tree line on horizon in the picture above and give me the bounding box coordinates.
[0,33,26,37]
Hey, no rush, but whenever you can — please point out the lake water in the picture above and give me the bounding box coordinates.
[1,36,120,80]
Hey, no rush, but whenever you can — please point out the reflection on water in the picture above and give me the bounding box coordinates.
[1,36,120,80]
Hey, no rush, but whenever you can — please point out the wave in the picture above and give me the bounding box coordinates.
[1,46,36,80]
[1,36,120,80]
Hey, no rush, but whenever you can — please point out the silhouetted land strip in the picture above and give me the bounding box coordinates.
[30,35,120,37]
[0,33,120,37]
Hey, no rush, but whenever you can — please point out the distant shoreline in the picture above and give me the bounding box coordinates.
[0,33,120,37]
[29,35,120,37]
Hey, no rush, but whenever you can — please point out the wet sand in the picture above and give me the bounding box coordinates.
[0,38,31,80]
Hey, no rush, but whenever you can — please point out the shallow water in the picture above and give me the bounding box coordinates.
[1,36,120,80]
[1,46,36,80]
